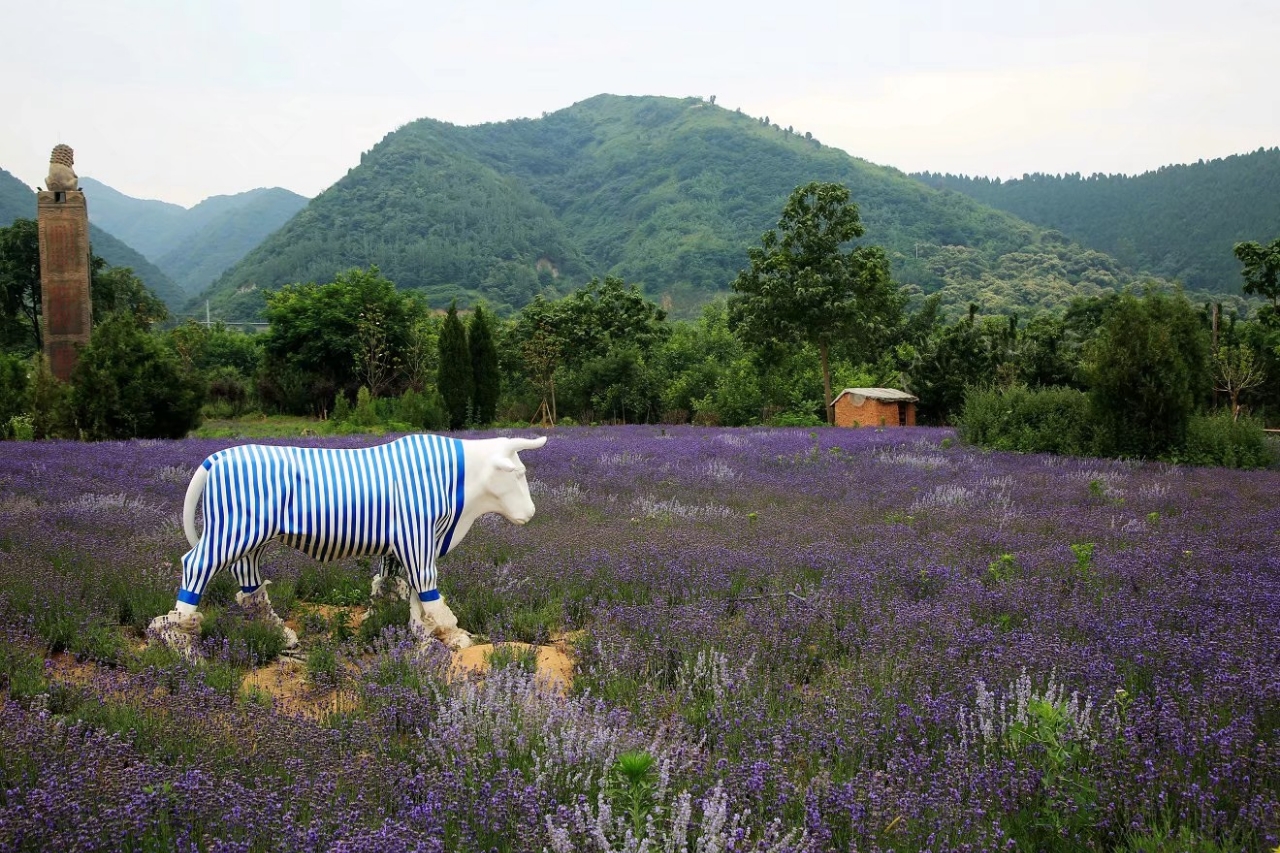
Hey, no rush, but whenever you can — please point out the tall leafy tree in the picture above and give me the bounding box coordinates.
[551,277,669,423]
[1085,289,1210,458]
[437,301,473,429]
[510,295,564,425]
[729,181,898,422]
[1213,344,1266,420]
[468,304,500,426]
[260,266,415,414]
[553,277,669,366]
[0,219,41,353]
[1234,237,1280,321]
[2,218,171,356]
[91,265,168,328]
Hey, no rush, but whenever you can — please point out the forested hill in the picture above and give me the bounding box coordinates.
[0,168,186,309]
[78,178,308,296]
[201,94,1177,321]
[913,148,1280,294]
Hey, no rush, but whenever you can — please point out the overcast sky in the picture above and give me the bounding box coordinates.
[2,0,1276,208]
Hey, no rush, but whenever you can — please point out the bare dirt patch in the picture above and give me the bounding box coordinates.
[450,642,575,692]
[238,633,578,718]
[240,657,359,720]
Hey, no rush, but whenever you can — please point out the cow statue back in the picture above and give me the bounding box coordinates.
[149,434,547,654]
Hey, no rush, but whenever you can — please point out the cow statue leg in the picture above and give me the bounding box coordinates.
[369,554,410,601]
[149,472,288,655]
[148,540,217,656]
[231,550,298,649]
[396,547,472,650]
[409,590,472,650]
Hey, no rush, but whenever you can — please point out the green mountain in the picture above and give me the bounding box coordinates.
[0,168,186,309]
[199,94,1186,320]
[154,188,309,296]
[76,177,188,260]
[79,177,308,296]
[913,148,1280,294]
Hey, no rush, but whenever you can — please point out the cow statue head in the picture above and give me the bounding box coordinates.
[462,435,548,528]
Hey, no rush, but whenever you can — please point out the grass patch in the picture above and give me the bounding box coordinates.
[358,596,410,644]
[199,607,288,666]
[0,643,48,704]
[296,563,368,607]
[486,643,539,674]
[106,577,176,636]
[305,643,341,688]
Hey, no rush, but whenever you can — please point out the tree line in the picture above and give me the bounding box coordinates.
[2,184,1278,468]
[914,147,1280,296]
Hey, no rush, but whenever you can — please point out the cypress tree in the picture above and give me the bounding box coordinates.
[468,304,500,426]
[437,301,473,430]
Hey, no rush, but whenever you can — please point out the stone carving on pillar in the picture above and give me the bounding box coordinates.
[46,144,79,192]
[38,144,92,381]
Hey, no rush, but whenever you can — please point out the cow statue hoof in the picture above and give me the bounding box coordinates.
[411,594,474,651]
[148,609,204,657]
[234,581,299,649]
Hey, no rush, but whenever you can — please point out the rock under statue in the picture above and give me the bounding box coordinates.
[149,434,547,654]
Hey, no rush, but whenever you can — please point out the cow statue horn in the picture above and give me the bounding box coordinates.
[506,436,548,452]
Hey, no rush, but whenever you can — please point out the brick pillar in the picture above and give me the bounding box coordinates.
[37,189,92,381]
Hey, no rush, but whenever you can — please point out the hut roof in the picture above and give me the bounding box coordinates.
[829,387,919,406]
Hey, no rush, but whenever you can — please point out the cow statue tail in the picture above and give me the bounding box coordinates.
[183,463,209,548]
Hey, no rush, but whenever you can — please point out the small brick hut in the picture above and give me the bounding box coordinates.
[829,388,918,427]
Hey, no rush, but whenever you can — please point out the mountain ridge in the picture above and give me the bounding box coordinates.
[201,94,1170,321]
[0,168,186,309]
[78,177,309,295]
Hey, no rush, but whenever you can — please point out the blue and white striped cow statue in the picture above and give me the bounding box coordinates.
[149,434,547,653]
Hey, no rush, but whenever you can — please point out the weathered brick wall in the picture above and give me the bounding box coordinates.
[832,397,915,427]
[38,190,92,381]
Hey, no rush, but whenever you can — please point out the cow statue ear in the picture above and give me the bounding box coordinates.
[493,456,517,472]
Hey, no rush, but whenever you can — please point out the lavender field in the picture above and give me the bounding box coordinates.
[0,426,1277,852]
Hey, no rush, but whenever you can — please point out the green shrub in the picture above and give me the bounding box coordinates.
[0,352,29,438]
[7,415,34,440]
[393,388,448,431]
[28,355,71,438]
[33,602,80,655]
[1085,289,1209,459]
[767,410,825,427]
[1182,411,1274,469]
[486,643,539,674]
[306,642,341,687]
[331,391,352,423]
[106,576,176,636]
[0,644,47,703]
[67,313,205,440]
[960,385,1096,456]
[70,622,131,667]
[509,598,562,644]
[351,386,381,428]
[204,366,252,418]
